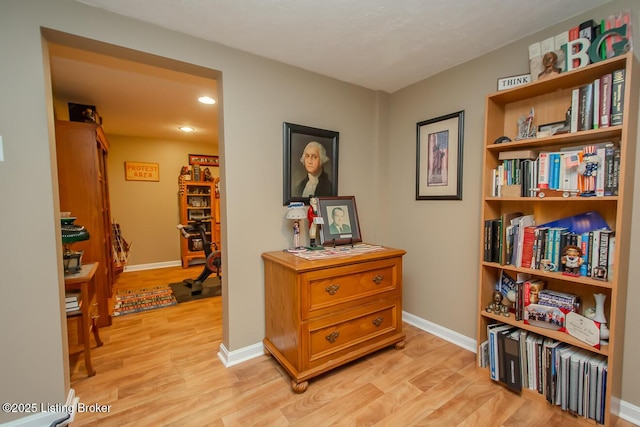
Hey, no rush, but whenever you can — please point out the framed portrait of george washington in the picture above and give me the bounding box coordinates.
[283,122,339,205]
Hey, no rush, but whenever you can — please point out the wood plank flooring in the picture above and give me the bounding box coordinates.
[67,266,636,426]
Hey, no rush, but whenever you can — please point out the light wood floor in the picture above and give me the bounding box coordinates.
[67,266,636,426]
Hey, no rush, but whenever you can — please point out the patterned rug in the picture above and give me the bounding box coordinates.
[113,286,177,317]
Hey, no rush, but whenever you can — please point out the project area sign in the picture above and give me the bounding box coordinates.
[125,161,159,182]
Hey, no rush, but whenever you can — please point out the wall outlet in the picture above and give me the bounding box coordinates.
[0,135,4,162]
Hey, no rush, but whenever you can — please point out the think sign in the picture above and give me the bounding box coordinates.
[498,74,531,91]
[125,161,160,181]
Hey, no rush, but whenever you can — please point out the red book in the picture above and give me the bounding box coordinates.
[521,226,537,269]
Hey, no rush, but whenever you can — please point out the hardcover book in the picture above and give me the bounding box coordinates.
[611,68,625,126]
[578,83,594,131]
[599,73,612,127]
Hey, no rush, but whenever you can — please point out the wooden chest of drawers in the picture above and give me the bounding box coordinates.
[262,247,406,393]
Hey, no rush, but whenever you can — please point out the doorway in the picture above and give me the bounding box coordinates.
[45,29,225,376]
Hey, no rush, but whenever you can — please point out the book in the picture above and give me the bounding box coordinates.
[520,226,537,269]
[499,212,522,265]
[570,88,580,133]
[599,73,612,128]
[588,355,607,420]
[595,145,607,197]
[488,323,517,381]
[549,153,560,190]
[611,68,625,126]
[593,230,614,281]
[512,214,535,267]
[578,83,593,131]
[592,77,600,129]
[502,329,523,392]
[498,150,538,161]
[559,346,580,411]
[604,143,616,196]
[537,152,550,189]
[65,290,80,303]
[569,350,591,414]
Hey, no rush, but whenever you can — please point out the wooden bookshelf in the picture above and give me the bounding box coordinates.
[476,52,638,426]
[179,180,218,267]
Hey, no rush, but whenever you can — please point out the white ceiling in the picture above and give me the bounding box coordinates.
[50,0,611,144]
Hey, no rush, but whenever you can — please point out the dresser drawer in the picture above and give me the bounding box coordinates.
[304,299,400,366]
[301,258,401,320]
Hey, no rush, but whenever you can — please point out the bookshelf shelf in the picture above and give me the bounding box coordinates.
[481,311,609,356]
[477,52,637,426]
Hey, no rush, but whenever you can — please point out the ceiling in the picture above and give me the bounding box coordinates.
[50,0,612,144]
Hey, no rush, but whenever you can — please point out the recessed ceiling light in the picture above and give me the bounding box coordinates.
[179,126,195,132]
[198,96,216,105]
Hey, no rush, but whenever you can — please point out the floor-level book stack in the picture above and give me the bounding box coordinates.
[479,324,608,424]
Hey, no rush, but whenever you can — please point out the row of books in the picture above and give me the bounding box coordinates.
[528,12,631,81]
[491,142,620,198]
[65,290,81,313]
[570,68,625,133]
[480,325,608,424]
[483,212,615,281]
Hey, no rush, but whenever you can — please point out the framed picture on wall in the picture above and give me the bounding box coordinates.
[416,110,464,200]
[283,122,339,205]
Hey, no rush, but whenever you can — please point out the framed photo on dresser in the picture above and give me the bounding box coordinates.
[316,196,361,246]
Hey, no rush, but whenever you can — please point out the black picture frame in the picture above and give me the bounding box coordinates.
[283,122,339,205]
[416,110,464,200]
[316,196,362,246]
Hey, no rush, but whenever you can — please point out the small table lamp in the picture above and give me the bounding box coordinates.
[61,216,90,274]
[285,203,307,252]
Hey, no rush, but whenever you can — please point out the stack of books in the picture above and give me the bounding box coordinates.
[65,291,81,313]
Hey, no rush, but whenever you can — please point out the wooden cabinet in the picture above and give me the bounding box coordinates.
[476,53,637,426]
[262,247,406,393]
[55,120,114,327]
[179,181,218,267]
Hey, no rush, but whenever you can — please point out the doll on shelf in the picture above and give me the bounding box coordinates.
[578,146,601,196]
[561,245,583,276]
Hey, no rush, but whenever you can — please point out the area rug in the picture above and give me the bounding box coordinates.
[169,277,222,303]
[113,286,177,317]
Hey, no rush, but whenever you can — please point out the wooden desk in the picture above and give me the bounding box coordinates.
[65,262,103,376]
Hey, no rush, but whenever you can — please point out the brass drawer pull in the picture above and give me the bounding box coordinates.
[325,331,340,343]
[372,274,384,284]
[372,317,384,327]
[325,284,340,295]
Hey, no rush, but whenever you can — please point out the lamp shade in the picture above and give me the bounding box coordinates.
[286,203,307,220]
[61,217,90,244]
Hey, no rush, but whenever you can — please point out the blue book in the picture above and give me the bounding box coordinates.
[580,231,590,276]
[549,153,561,189]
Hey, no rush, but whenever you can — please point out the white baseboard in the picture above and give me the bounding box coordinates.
[217,342,264,367]
[615,397,640,426]
[123,260,182,272]
[402,311,477,353]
